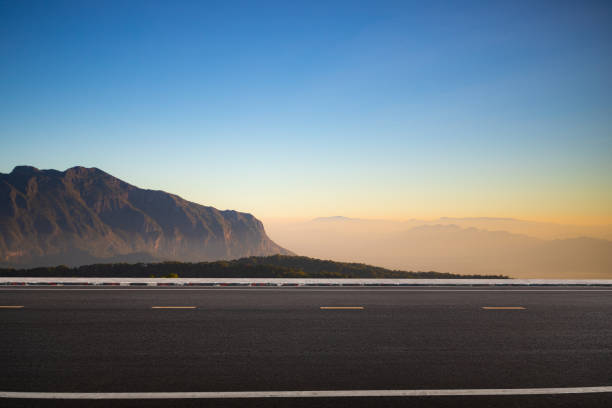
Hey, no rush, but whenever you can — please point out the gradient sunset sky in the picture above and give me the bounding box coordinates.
[1,1,611,224]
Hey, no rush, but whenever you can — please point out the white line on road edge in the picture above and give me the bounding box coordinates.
[2,387,612,399]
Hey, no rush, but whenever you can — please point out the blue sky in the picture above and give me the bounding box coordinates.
[1,0,611,223]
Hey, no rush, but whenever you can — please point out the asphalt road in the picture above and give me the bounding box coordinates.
[1,287,611,408]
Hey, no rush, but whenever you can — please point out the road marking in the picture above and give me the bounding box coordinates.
[482,307,526,310]
[151,306,196,309]
[1,386,612,399]
[0,306,24,309]
[320,306,364,310]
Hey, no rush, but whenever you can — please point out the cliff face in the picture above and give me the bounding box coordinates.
[0,166,291,267]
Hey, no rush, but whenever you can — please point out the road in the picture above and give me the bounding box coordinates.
[1,286,611,407]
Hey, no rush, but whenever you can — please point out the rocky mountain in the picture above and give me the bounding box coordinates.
[0,166,292,267]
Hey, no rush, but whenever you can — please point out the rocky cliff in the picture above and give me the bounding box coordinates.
[0,166,292,267]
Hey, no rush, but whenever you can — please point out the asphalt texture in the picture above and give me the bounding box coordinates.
[1,287,611,408]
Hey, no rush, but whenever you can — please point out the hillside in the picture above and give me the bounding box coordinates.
[0,255,507,278]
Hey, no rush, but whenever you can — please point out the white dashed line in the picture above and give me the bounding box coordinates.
[1,386,612,399]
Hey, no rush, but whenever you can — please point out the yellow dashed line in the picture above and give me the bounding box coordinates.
[320,306,364,310]
[482,306,526,310]
[151,306,196,309]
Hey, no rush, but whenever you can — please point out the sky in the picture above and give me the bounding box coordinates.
[1,0,611,225]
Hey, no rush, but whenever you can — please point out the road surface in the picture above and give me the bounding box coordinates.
[1,286,611,407]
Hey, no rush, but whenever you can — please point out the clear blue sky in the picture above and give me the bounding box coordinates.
[1,0,611,223]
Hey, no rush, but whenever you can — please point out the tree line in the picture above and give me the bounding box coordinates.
[0,255,508,279]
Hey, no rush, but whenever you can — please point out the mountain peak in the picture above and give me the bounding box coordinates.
[64,166,106,176]
[10,165,40,175]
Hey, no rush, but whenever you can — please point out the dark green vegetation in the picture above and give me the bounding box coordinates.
[0,255,507,278]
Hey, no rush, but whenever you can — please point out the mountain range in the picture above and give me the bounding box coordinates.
[0,166,291,267]
[3,166,611,278]
[265,218,612,278]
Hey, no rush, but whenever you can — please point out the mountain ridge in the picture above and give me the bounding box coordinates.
[0,165,292,267]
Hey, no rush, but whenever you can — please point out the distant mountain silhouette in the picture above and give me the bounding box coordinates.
[382,225,612,278]
[438,216,518,222]
[312,216,362,222]
[265,219,612,278]
[301,215,612,240]
[0,166,292,267]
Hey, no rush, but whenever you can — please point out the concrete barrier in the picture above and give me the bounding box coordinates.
[1,278,612,286]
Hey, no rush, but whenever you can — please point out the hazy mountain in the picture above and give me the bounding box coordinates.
[312,216,363,222]
[0,166,291,267]
[433,217,612,240]
[297,215,612,240]
[378,225,612,278]
[265,218,612,278]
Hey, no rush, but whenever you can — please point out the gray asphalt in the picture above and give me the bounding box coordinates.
[1,287,611,408]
